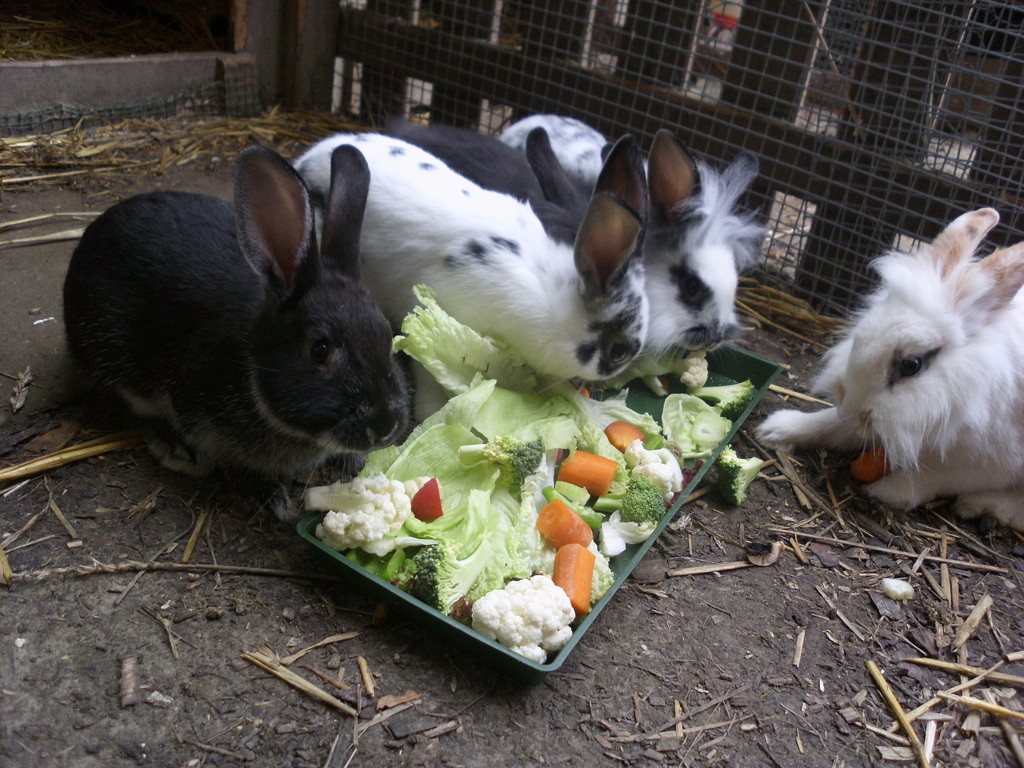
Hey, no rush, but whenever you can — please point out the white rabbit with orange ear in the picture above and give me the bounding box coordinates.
[758,208,1024,531]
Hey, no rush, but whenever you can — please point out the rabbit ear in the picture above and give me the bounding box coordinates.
[928,207,1000,276]
[593,134,649,223]
[721,151,759,202]
[524,127,581,207]
[234,144,317,301]
[321,145,371,279]
[976,241,1024,313]
[647,129,700,220]
[574,135,648,295]
[574,195,644,296]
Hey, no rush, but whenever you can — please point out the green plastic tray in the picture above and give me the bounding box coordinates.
[297,345,782,683]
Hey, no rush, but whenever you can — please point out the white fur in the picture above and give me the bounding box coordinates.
[644,154,763,352]
[500,114,607,187]
[294,133,648,384]
[758,208,1024,531]
[502,115,762,353]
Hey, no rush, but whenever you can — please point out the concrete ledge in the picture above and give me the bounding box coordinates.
[0,51,259,125]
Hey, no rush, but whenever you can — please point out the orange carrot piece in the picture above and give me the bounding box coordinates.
[553,542,596,615]
[536,499,593,549]
[850,446,889,483]
[603,421,645,453]
[556,450,618,496]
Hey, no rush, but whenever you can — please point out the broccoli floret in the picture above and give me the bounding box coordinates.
[692,380,756,420]
[459,436,545,494]
[408,539,491,616]
[716,445,766,506]
[661,393,733,460]
[592,475,666,526]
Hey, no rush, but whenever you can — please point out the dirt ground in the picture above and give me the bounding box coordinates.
[2,122,1023,768]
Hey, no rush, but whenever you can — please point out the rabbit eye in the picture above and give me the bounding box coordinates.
[898,356,922,378]
[605,339,636,368]
[310,339,332,367]
[891,348,938,384]
[670,264,710,306]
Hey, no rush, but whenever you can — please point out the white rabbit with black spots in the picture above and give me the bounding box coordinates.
[293,131,650,393]
[502,114,764,354]
[758,208,1024,532]
[63,145,410,520]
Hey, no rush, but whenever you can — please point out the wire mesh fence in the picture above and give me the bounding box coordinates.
[0,75,260,138]
[328,0,1024,315]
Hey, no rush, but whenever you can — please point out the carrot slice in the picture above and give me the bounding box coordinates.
[410,478,444,521]
[850,446,889,483]
[536,499,593,549]
[553,542,596,615]
[603,421,646,453]
[556,450,618,496]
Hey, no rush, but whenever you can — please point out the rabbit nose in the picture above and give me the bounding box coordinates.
[366,412,401,446]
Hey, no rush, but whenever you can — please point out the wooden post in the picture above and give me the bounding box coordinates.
[281,0,342,111]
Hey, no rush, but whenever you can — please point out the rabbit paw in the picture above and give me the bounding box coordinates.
[955,491,1024,532]
[140,420,211,478]
[756,409,826,449]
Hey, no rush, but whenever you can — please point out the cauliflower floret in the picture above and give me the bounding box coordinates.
[471,574,576,663]
[308,474,413,551]
[623,439,684,502]
[678,349,709,391]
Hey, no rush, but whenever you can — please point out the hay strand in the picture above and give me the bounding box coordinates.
[0,432,143,484]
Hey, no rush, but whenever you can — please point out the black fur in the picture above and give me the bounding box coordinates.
[63,145,410,518]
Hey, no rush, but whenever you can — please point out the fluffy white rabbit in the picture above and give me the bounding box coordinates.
[758,208,1024,531]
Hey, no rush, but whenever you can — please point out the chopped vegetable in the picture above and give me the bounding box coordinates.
[459,435,545,495]
[691,379,756,420]
[542,484,603,529]
[553,542,596,615]
[604,348,709,393]
[557,450,618,496]
[536,499,594,549]
[715,445,766,506]
[623,440,685,502]
[553,480,591,506]
[880,577,914,601]
[393,285,549,397]
[661,393,733,459]
[410,477,443,521]
[604,420,646,453]
[470,574,576,663]
[592,474,666,526]
[309,474,417,552]
[850,446,889,482]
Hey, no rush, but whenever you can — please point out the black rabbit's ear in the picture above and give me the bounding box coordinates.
[320,145,371,279]
[648,130,699,221]
[234,144,318,301]
[524,127,583,208]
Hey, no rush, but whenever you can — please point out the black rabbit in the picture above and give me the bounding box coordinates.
[63,144,410,518]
